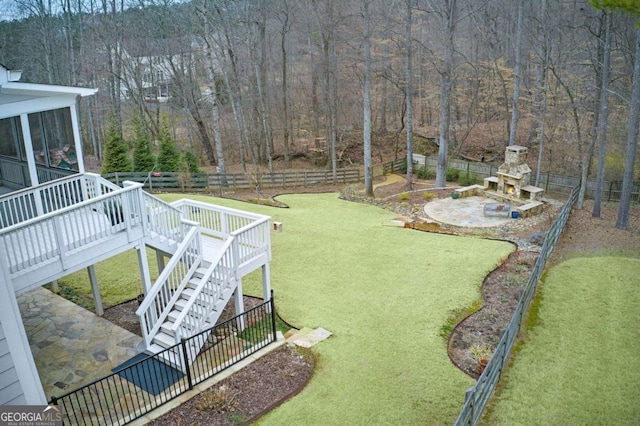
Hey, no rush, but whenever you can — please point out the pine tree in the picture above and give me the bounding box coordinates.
[156,118,181,172]
[131,111,155,172]
[181,151,202,174]
[101,115,132,174]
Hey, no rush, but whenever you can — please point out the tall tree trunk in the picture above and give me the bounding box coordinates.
[405,0,413,190]
[508,0,523,147]
[436,0,456,188]
[593,11,612,218]
[280,4,291,164]
[616,27,640,230]
[363,0,373,197]
[534,0,549,187]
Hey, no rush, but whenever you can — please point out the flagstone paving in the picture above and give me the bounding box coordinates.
[423,195,514,227]
[17,287,141,400]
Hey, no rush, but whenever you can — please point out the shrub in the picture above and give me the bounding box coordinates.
[398,159,408,174]
[446,168,459,182]
[196,385,238,413]
[423,192,435,201]
[458,172,478,186]
[416,167,435,180]
[398,192,411,201]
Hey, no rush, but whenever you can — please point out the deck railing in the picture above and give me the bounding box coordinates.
[141,192,184,243]
[50,297,277,426]
[173,199,271,265]
[137,222,203,348]
[137,199,271,351]
[0,182,145,278]
[171,238,235,342]
[0,173,119,229]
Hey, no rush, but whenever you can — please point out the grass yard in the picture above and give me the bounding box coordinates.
[484,256,640,425]
[158,193,513,425]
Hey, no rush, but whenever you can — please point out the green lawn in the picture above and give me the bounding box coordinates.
[484,256,640,425]
[59,192,513,424]
[160,193,513,425]
[55,248,160,308]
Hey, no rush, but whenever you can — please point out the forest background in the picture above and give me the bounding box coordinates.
[0,0,638,226]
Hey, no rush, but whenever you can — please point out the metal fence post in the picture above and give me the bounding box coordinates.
[181,339,194,390]
[270,290,277,342]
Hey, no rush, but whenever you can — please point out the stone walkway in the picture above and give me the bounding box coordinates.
[423,195,514,228]
[17,287,140,400]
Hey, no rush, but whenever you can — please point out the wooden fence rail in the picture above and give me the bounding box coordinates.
[103,169,362,193]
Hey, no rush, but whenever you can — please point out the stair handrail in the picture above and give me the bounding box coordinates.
[142,192,184,242]
[169,237,237,342]
[136,220,202,348]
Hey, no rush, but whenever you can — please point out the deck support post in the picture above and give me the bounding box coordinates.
[87,265,103,316]
[155,251,165,274]
[234,278,245,331]
[262,263,272,311]
[137,245,152,295]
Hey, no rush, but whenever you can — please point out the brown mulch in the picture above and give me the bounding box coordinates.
[100,176,639,422]
[147,346,314,426]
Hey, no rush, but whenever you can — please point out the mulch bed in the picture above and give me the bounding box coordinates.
[147,346,314,426]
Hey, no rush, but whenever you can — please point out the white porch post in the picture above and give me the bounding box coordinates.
[87,265,103,316]
[19,113,43,215]
[155,251,165,273]
[137,245,152,295]
[0,256,46,404]
[234,278,245,331]
[69,102,85,174]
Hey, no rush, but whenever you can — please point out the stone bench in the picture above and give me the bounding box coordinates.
[516,201,544,218]
[483,176,499,191]
[455,184,485,198]
[521,185,544,201]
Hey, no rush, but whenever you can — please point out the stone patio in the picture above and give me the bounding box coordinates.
[17,287,140,400]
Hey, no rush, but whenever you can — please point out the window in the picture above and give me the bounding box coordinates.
[28,108,78,170]
[0,117,22,159]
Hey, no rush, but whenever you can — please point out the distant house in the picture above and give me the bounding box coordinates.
[118,38,206,103]
[0,65,272,408]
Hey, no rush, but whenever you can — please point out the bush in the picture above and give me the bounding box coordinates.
[398,159,408,174]
[446,168,459,182]
[423,192,435,201]
[398,192,411,201]
[458,172,478,186]
[416,167,435,180]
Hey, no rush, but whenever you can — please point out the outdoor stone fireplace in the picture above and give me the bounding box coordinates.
[484,146,544,203]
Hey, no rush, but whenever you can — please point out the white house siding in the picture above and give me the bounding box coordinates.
[0,323,27,405]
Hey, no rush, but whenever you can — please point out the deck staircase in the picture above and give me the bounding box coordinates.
[0,173,271,371]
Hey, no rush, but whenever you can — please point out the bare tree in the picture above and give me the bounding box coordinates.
[507,0,523,147]
[363,0,374,197]
[405,0,414,190]
[592,11,613,217]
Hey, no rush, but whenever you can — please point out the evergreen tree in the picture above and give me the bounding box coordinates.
[156,118,181,172]
[181,151,202,174]
[131,111,155,172]
[101,115,132,174]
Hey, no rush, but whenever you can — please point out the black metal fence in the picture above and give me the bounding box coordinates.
[454,185,580,425]
[49,297,277,426]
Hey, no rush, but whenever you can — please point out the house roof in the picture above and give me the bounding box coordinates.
[0,65,98,120]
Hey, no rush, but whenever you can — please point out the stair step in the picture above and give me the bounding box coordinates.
[153,331,178,349]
